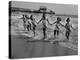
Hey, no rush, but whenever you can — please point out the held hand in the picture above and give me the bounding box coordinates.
[46,19,52,25]
[37,21,40,24]
[49,23,52,26]
[37,19,42,24]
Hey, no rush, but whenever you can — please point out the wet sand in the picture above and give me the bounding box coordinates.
[11,35,77,59]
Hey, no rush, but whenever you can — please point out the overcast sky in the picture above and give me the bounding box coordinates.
[11,1,78,15]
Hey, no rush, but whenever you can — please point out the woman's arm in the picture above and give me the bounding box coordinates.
[37,18,42,24]
[60,23,65,27]
[33,18,39,24]
[46,19,52,25]
[51,21,56,25]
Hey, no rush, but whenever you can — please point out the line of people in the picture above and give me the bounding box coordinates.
[21,13,75,41]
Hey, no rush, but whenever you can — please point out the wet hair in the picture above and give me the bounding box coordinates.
[66,17,70,22]
[57,17,61,21]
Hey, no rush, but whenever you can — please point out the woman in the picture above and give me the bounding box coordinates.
[37,13,48,40]
[30,15,37,36]
[51,17,64,39]
[65,17,74,41]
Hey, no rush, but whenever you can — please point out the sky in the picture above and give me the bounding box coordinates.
[11,1,78,15]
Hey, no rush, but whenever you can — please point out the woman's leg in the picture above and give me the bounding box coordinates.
[27,25,29,31]
[65,31,70,40]
[54,30,57,38]
[57,30,59,36]
[43,28,46,39]
[33,26,36,36]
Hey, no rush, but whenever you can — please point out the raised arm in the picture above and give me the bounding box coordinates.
[46,19,52,25]
[51,21,57,25]
[17,17,23,19]
[17,15,25,19]
[37,18,42,24]
[59,23,65,27]
[33,18,39,24]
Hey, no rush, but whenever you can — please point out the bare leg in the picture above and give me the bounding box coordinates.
[65,31,70,41]
[56,30,59,39]
[43,28,46,40]
[33,27,36,37]
[27,25,29,31]
[54,30,57,39]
